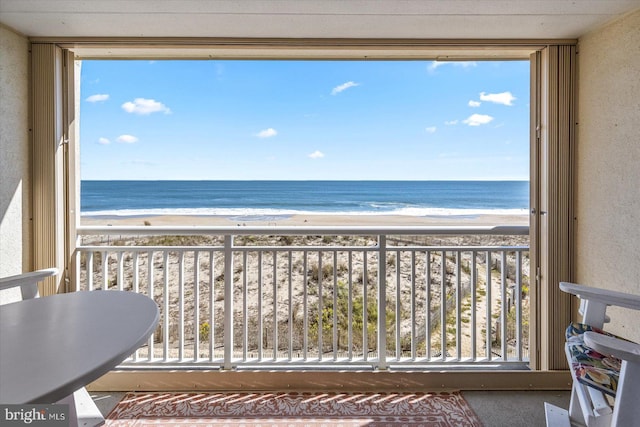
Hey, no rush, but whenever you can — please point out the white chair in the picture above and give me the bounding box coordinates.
[0,268,105,426]
[0,268,57,301]
[544,282,640,427]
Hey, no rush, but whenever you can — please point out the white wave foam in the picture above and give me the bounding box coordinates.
[81,207,529,217]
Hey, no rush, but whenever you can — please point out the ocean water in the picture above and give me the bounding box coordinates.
[81,180,529,218]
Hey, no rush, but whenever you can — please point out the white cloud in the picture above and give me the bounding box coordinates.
[98,137,110,145]
[331,81,359,95]
[445,120,459,125]
[468,100,481,107]
[428,61,477,72]
[425,126,437,133]
[479,91,516,106]
[86,94,109,102]
[308,150,325,159]
[121,98,171,115]
[463,114,494,126]
[256,128,277,138]
[116,134,139,143]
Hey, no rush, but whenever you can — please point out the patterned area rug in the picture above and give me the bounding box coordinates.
[105,391,482,426]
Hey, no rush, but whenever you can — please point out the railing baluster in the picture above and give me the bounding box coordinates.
[362,250,368,361]
[288,251,293,362]
[272,250,278,361]
[347,251,353,361]
[516,251,523,361]
[223,235,233,370]
[242,251,248,361]
[456,251,461,361]
[132,252,140,362]
[147,250,154,362]
[163,250,170,361]
[133,252,140,294]
[178,251,185,361]
[257,251,263,361]
[395,249,401,361]
[486,250,492,361]
[332,251,338,361]
[410,250,416,360]
[102,250,108,290]
[194,250,200,362]
[426,250,431,360]
[87,252,94,291]
[378,235,387,370]
[471,250,477,361]
[501,251,508,361]
[303,250,308,360]
[440,250,447,361]
[317,251,323,361]
[117,251,124,291]
[209,250,215,362]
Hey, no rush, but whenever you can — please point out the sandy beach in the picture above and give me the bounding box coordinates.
[81,213,529,227]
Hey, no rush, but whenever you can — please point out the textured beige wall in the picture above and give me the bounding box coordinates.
[576,9,640,341]
[0,25,30,282]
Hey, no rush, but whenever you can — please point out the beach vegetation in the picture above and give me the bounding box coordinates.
[199,322,210,342]
[308,262,334,282]
[145,235,213,247]
[336,261,349,274]
[386,254,396,268]
[279,235,294,245]
[307,280,397,352]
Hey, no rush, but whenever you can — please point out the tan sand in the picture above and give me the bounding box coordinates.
[81,213,528,227]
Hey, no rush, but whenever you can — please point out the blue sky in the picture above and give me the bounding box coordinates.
[80,59,529,180]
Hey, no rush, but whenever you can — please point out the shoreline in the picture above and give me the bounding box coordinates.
[80,213,529,227]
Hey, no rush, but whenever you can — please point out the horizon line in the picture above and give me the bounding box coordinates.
[81,178,530,182]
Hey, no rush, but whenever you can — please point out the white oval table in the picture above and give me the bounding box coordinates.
[0,290,159,423]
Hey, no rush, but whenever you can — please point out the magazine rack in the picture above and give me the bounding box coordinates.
[544,282,640,427]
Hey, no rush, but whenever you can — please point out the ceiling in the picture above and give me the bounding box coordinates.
[1,0,639,40]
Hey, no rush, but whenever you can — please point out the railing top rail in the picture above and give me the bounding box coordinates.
[75,244,529,252]
[77,224,529,236]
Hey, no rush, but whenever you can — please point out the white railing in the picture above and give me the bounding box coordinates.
[74,225,530,370]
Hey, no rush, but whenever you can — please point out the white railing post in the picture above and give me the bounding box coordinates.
[500,251,508,361]
[318,251,323,360]
[102,250,108,290]
[209,250,215,362]
[178,251,185,361]
[147,250,155,362]
[486,250,492,360]
[223,235,234,370]
[193,250,200,362]
[440,250,447,361]
[425,250,432,360]
[471,250,477,360]
[377,235,388,370]
[163,251,170,361]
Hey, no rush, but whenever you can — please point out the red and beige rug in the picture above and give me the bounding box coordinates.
[105,391,482,426]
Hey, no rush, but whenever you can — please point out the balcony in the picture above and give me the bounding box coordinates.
[75,225,530,371]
